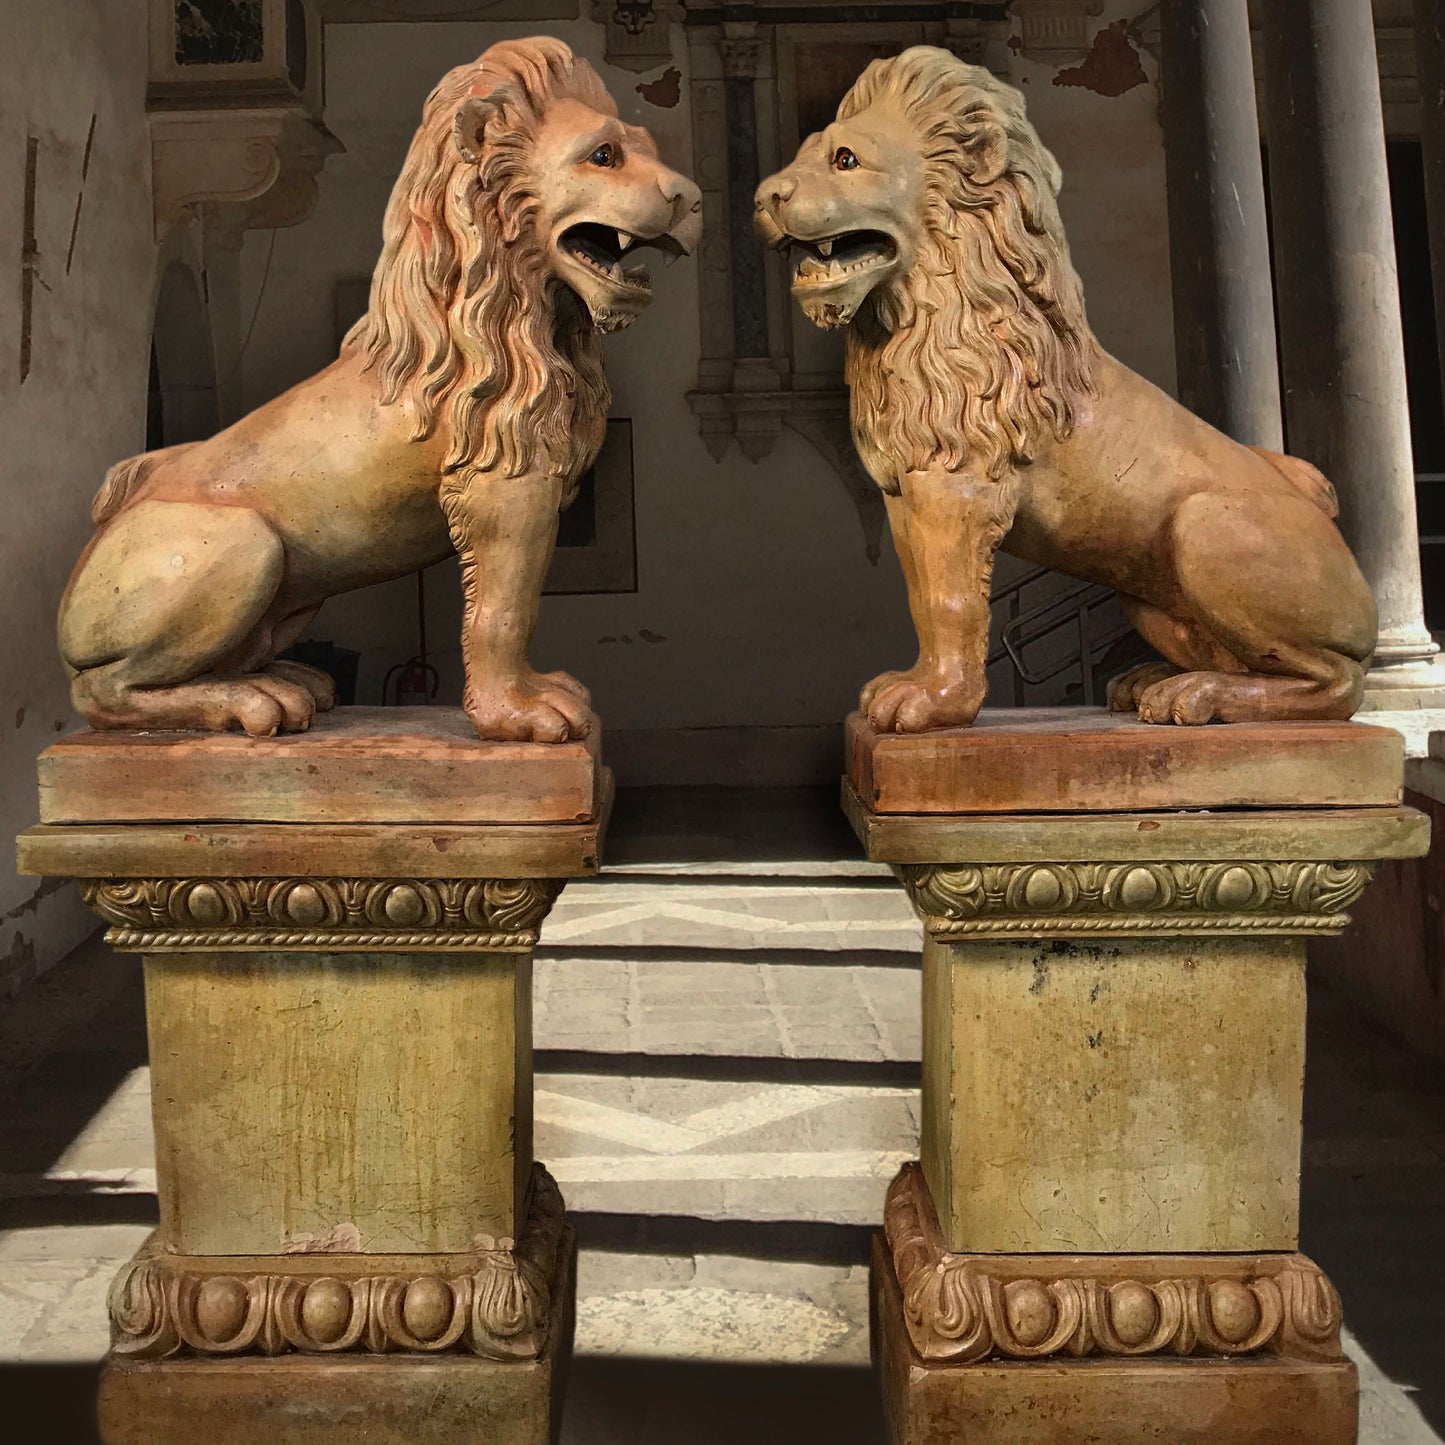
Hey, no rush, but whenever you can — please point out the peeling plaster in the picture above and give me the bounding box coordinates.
[636,67,681,109]
[1053,20,1147,98]
[2,931,37,981]
[5,876,69,922]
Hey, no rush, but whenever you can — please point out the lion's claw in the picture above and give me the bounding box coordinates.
[1106,662,1178,713]
[860,668,916,712]
[1135,671,1228,725]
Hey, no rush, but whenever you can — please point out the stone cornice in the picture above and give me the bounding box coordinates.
[150,105,342,238]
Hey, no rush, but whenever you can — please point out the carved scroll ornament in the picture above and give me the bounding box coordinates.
[884,1164,1343,1365]
[81,874,565,952]
[110,1166,566,1361]
[900,859,1375,937]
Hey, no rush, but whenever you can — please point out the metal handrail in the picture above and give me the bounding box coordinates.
[985,566,1133,705]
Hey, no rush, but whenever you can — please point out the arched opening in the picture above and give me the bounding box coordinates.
[147,261,219,449]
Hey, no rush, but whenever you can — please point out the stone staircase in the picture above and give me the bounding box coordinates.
[533,805,926,1379]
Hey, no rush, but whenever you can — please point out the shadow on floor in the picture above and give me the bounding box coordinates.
[604,786,859,865]
[0,1362,102,1444]
[573,1211,873,1265]
[562,1356,886,1445]
[1301,970,1445,1435]
[0,936,146,1181]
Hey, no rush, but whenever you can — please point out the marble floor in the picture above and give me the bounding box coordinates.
[1,786,1442,1442]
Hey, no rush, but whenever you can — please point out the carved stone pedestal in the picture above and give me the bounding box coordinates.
[17,708,608,1445]
[844,709,1428,1444]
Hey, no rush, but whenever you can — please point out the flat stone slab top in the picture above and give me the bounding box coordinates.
[36,706,603,826]
[847,707,1404,815]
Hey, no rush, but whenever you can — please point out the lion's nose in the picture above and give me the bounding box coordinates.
[757,173,796,215]
[659,171,703,255]
[754,171,794,247]
[658,170,697,212]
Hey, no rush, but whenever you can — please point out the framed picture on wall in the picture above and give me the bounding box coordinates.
[545,418,637,595]
[334,278,638,596]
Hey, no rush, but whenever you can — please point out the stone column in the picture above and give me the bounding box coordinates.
[1415,0,1445,420]
[1159,0,1282,448]
[844,709,1428,1442]
[1262,0,1445,702]
[721,27,768,365]
[18,710,608,1445]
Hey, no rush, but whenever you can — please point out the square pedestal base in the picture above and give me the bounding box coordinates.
[97,1233,576,1445]
[870,1234,1357,1445]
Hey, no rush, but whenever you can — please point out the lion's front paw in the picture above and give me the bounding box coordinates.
[464,673,595,743]
[859,667,918,712]
[866,673,984,733]
[534,669,591,708]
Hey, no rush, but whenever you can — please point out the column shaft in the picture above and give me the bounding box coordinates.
[1160,0,1282,448]
[1262,0,1439,676]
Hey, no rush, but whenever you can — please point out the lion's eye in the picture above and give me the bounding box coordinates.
[833,147,859,171]
[589,144,617,167]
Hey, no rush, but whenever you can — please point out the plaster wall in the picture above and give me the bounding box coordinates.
[0,0,157,991]
[236,5,1176,780]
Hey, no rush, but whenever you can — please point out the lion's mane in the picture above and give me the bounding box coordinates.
[347,38,610,484]
[841,48,1099,489]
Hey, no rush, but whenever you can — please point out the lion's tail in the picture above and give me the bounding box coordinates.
[1248,446,1339,520]
[91,443,202,524]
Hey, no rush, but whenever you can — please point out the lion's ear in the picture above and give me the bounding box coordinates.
[454,95,502,165]
[961,118,1008,188]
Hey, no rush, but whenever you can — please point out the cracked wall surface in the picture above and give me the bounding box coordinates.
[0,0,157,992]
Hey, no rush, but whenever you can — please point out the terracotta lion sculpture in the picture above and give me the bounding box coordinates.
[755,46,1376,728]
[60,38,700,739]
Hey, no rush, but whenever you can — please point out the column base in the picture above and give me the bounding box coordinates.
[97,1229,576,1445]
[870,1233,1358,1445]
[1358,654,1445,709]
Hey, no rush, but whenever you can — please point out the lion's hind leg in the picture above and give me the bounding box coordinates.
[1107,595,1243,714]
[264,659,338,711]
[73,667,316,736]
[1133,651,1364,725]
[1107,662,1177,713]
[1129,491,1373,725]
[63,499,315,736]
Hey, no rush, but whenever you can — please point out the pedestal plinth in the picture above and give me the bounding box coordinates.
[844,709,1428,1444]
[17,708,608,1445]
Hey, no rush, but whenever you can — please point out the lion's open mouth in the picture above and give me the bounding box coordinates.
[788,230,897,287]
[560,223,686,292]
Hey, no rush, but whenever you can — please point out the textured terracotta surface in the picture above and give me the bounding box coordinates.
[97,1236,575,1445]
[846,708,1403,816]
[871,1234,1359,1445]
[37,707,603,825]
